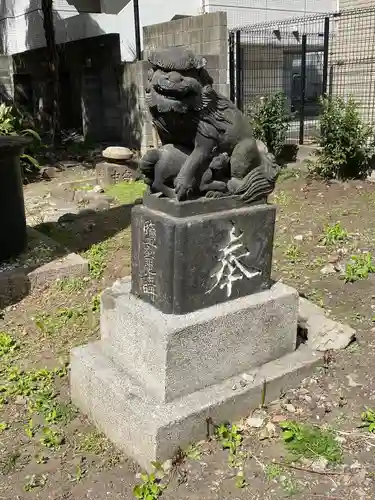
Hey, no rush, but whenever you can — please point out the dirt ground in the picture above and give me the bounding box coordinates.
[1,169,375,500]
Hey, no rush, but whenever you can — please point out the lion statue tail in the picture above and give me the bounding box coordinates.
[138,148,161,186]
[233,152,280,204]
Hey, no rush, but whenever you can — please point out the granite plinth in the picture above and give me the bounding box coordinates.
[101,280,298,403]
[131,196,276,314]
[71,341,323,471]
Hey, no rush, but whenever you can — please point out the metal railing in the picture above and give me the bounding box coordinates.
[229,7,375,144]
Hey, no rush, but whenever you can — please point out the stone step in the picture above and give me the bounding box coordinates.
[99,279,299,404]
[70,340,324,471]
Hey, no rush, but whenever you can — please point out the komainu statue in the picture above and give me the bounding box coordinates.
[139,47,279,203]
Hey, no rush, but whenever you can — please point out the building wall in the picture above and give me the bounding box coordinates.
[1,0,202,61]
[329,6,375,125]
[204,0,337,28]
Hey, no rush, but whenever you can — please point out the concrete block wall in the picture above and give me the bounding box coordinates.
[122,60,153,151]
[143,11,228,88]
[124,12,230,152]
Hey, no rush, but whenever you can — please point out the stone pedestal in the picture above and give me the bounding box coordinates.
[70,196,326,470]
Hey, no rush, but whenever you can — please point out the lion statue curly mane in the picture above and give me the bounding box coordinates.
[139,47,279,203]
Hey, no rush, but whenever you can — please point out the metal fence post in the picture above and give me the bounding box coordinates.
[229,32,235,103]
[322,16,330,95]
[235,30,242,112]
[299,34,307,145]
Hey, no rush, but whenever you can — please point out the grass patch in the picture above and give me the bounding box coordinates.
[34,307,87,337]
[55,277,87,293]
[344,252,375,282]
[84,241,109,279]
[360,407,375,432]
[78,430,113,455]
[284,244,301,263]
[279,421,342,463]
[272,190,291,206]
[0,332,18,357]
[321,222,348,246]
[105,181,146,205]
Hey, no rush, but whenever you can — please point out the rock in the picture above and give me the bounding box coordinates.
[258,427,270,440]
[102,146,133,161]
[350,461,362,470]
[285,403,296,413]
[246,416,264,428]
[320,264,336,275]
[300,296,356,351]
[241,373,255,383]
[346,373,362,387]
[265,422,277,437]
[92,185,104,193]
[294,234,304,242]
[271,414,286,423]
[41,166,59,179]
[15,395,27,405]
[163,459,173,473]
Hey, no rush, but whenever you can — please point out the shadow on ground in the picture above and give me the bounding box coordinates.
[34,201,137,254]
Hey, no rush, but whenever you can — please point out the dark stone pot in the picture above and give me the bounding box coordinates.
[0,136,31,262]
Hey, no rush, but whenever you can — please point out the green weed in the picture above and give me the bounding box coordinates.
[0,421,9,432]
[284,244,301,263]
[321,222,348,246]
[0,451,21,474]
[0,332,18,357]
[55,277,86,293]
[265,463,284,481]
[185,443,202,461]
[133,462,166,500]
[360,407,375,433]
[84,242,109,279]
[105,180,146,205]
[216,423,248,488]
[78,430,111,455]
[273,191,291,206]
[24,419,37,439]
[344,253,375,282]
[34,307,87,336]
[40,427,64,449]
[279,421,342,463]
[24,474,48,491]
[91,294,101,313]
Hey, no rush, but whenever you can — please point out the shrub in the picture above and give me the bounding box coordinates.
[308,95,375,180]
[0,103,42,173]
[249,91,291,158]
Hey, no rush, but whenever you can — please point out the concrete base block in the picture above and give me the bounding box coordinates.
[101,280,299,402]
[71,341,324,471]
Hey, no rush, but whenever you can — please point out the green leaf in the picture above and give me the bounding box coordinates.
[282,430,295,442]
[21,153,40,169]
[132,485,142,498]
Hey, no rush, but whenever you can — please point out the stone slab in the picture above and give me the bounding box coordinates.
[101,280,298,403]
[131,202,276,314]
[96,161,139,186]
[299,297,356,351]
[70,341,324,471]
[0,227,89,307]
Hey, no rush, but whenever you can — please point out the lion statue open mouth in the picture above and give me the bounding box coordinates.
[139,47,279,203]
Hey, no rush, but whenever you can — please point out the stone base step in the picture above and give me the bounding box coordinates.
[70,340,323,471]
